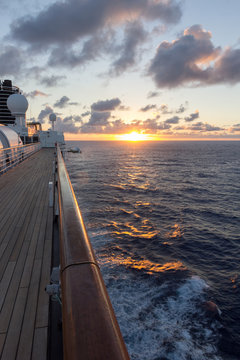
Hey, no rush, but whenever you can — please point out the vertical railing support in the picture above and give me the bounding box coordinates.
[49,181,54,207]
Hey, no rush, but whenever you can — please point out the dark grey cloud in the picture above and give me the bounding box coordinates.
[40,75,65,87]
[81,111,91,117]
[88,111,112,126]
[140,104,157,112]
[54,96,70,108]
[10,0,182,48]
[110,20,147,75]
[0,46,24,76]
[204,124,224,131]
[211,48,240,84]
[165,115,180,124]
[38,105,53,122]
[148,25,220,87]
[25,90,49,98]
[184,111,199,122]
[56,115,82,133]
[91,98,121,111]
[48,33,112,68]
[148,24,240,87]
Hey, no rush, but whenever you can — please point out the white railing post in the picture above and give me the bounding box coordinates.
[49,181,54,207]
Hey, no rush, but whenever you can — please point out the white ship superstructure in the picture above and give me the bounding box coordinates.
[0,79,65,149]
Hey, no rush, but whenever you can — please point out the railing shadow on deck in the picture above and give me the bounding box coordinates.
[57,146,130,360]
[0,143,41,175]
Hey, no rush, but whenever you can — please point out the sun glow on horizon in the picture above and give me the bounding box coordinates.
[118,131,149,141]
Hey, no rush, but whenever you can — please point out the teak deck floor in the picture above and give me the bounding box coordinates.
[0,148,55,360]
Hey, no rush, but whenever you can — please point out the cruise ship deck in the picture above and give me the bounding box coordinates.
[0,148,55,359]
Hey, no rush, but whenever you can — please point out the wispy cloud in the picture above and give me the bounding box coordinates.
[25,90,49,98]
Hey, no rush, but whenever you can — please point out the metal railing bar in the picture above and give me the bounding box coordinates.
[57,145,130,360]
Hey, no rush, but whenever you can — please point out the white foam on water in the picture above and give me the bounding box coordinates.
[100,263,222,360]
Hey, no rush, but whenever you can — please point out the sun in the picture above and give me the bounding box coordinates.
[119,131,148,141]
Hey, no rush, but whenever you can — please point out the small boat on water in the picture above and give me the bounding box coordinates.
[67,146,81,153]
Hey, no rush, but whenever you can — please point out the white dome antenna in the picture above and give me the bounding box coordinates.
[7,93,28,115]
[7,94,28,134]
[49,113,56,131]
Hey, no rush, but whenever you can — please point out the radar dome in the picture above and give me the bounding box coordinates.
[49,113,56,122]
[7,94,28,115]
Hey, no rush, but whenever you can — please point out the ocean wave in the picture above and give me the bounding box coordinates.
[101,270,222,360]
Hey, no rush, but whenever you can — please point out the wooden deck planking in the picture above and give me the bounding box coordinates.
[0,156,43,243]
[0,148,55,359]
[0,157,47,263]
[0,262,15,310]
[0,158,48,282]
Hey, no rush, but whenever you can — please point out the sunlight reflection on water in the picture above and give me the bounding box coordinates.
[99,254,186,275]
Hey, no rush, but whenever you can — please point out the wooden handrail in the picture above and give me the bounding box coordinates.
[57,146,130,360]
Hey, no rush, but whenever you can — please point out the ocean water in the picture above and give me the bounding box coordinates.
[65,141,240,360]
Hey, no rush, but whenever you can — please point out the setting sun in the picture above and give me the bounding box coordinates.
[118,131,148,141]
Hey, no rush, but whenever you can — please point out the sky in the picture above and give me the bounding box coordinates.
[1,0,240,140]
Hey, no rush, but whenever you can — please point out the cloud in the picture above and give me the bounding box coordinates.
[187,122,224,132]
[56,115,82,133]
[148,25,221,87]
[25,90,49,98]
[176,103,187,113]
[165,115,180,124]
[110,20,147,75]
[80,113,173,134]
[40,75,65,87]
[119,105,130,111]
[148,24,240,87]
[147,91,160,99]
[211,48,240,84]
[141,118,171,132]
[54,96,70,108]
[91,98,121,111]
[38,105,53,122]
[184,110,199,122]
[77,111,227,136]
[229,124,240,132]
[140,104,157,112]
[88,111,112,126]
[48,32,112,68]
[0,46,24,76]
[10,0,182,48]
[160,104,172,114]
[81,111,91,117]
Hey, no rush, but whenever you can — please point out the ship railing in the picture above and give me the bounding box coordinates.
[57,145,130,360]
[0,142,41,175]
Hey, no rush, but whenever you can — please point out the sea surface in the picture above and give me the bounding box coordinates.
[65,141,240,360]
